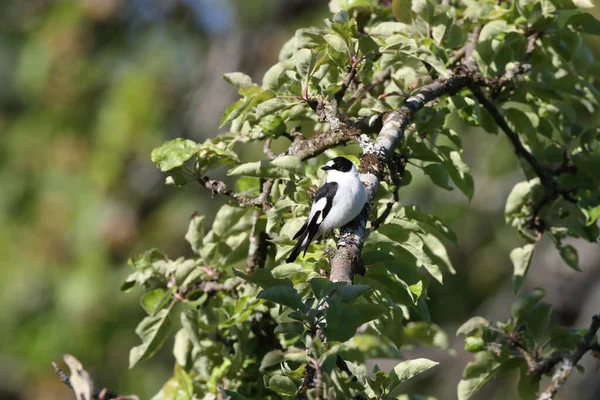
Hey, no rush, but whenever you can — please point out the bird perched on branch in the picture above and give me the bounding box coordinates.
[287,157,366,263]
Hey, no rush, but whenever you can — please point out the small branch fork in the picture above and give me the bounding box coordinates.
[533,314,600,400]
[198,176,272,211]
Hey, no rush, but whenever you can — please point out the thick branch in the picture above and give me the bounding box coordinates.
[288,126,360,160]
[329,73,471,282]
[535,314,600,400]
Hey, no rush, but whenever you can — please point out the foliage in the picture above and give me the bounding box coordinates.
[122,0,600,399]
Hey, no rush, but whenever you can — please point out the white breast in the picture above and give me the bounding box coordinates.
[319,175,366,233]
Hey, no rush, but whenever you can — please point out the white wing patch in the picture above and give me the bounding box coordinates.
[312,197,328,224]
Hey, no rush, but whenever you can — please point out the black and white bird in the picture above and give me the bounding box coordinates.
[287,157,367,263]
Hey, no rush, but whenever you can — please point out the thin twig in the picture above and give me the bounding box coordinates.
[469,84,576,231]
[246,178,273,272]
[348,67,392,107]
[198,176,271,210]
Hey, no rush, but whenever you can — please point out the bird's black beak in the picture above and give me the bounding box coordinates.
[321,166,332,171]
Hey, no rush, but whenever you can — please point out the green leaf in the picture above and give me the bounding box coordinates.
[129,308,173,368]
[572,0,594,8]
[444,150,474,200]
[196,141,240,174]
[326,302,386,342]
[232,268,292,288]
[330,284,372,302]
[392,358,438,383]
[527,302,552,340]
[295,48,317,80]
[465,337,485,352]
[457,352,500,400]
[220,89,276,128]
[559,244,580,271]
[518,366,539,400]
[271,263,305,280]
[267,375,296,396]
[510,244,536,293]
[505,179,541,217]
[218,387,249,400]
[209,204,252,238]
[173,329,190,367]
[392,0,413,23]
[337,0,378,10]
[423,164,454,191]
[258,285,305,311]
[478,20,509,42]
[260,350,285,371]
[404,321,450,349]
[324,34,348,53]
[456,316,489,336]
[185,214,205,255]
[228,160,295,179]
[423,233,456,274]
[400,205,458,245]
[567,13,600,35]
[458,376,490,400]
[309,278,346,299]
[223,72,253,88]
[262,60,294,90]
[510,288,546,319]
[151,139,199,172]
[270,156,304,174]
[141,288,171,316]
[294,27,327,50]
[373,306,405,348]
[413,47,448,77]
[368,22,415,37]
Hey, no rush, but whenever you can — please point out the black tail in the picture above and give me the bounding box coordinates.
[286,230,308,263]
[286,211,321,263]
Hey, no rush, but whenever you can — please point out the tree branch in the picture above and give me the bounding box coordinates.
[288,124,360,160]
[198,176,271,210]
[535,314,600,400]
[329,72,471,282]
[469,84,576,232]
[246,178,273,272]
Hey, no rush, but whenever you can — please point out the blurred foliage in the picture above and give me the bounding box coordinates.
[0,0,328,399]
[1,0,600,400]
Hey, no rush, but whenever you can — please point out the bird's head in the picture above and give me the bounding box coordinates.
[321,157,358,180]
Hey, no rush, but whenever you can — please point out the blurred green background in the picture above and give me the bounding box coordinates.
[1,1,599,399]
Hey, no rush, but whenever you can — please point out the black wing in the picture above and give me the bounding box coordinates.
[287,182,338,262]
[291,182,338,239]
[312,181,337,223]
